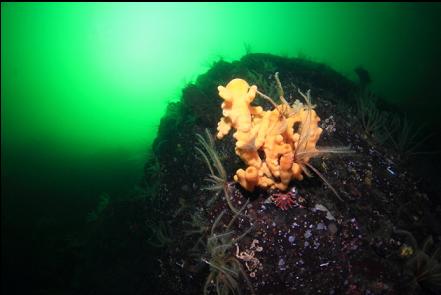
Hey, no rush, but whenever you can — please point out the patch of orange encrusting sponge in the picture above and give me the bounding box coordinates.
[216,78,322,191]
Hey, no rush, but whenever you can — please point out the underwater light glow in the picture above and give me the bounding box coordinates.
[2,2,440,158]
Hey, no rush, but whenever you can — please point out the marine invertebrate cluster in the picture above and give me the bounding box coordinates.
[146,220,172,248]
[202,206,255,295]
[356,90,388,140]
[395,230,441,293]
[383,114,431,160]
[196,129,240,213]
[216,76,322,192]
[356,90,432,160]
[216,74,350,195]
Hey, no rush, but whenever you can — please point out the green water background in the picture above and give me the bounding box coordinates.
[1,3,441,284]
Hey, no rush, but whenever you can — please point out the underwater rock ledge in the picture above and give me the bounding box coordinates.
[75,54,441,295]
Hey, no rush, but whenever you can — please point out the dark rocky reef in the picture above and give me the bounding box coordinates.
[72,54,441,295]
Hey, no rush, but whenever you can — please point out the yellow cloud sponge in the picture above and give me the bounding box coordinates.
[216,78,323,191]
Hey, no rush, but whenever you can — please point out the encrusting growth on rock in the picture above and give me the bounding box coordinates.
[216,74,323,191]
